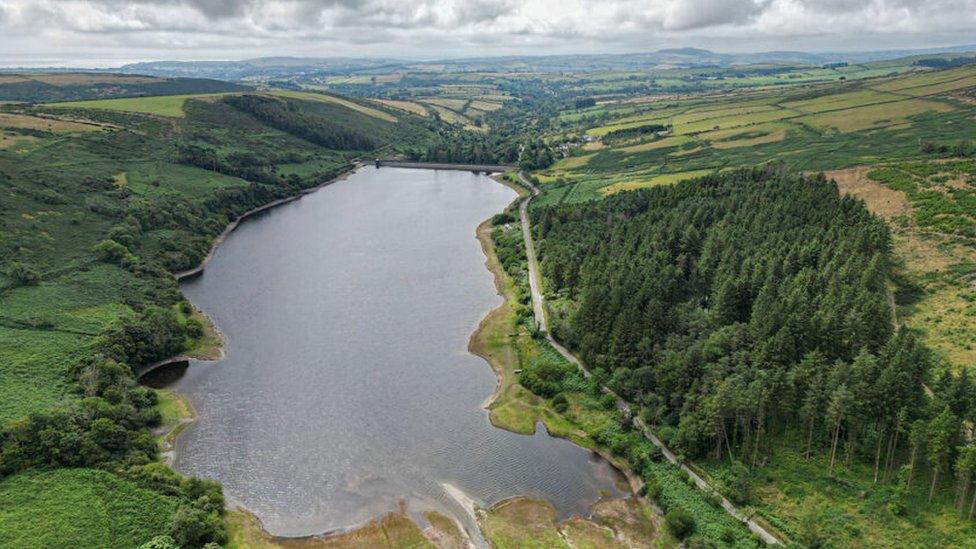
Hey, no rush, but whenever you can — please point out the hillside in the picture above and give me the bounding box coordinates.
[0,89,433,546]
[0,73,249,103]
[537,64,976,201]
[493,64,976,546]
[527,168,976,546]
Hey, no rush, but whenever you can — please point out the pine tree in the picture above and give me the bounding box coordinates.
[827,384,853,475]
[927,407,958,504]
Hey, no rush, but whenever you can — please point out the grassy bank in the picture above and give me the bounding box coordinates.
[470,215,579,439]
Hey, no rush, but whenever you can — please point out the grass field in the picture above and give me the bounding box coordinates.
[48,92,236,117]
[0,112,106,132]
[375,99,429,116]
[269,90,398,122]
[536,65,976,203]
[600,169,715,194]
[471,207,580,439]
[0,468,177,548]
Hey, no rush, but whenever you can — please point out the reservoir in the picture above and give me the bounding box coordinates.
[167,167,625,538]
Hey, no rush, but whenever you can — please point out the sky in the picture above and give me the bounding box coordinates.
[0,0,974,67]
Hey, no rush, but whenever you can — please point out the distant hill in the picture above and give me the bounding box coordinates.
[657,47,713,55]
[117,58,405,80]
[0,73,249,102]
[100,45,976,81]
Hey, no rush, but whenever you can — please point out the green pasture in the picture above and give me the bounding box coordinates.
[47,92,238,117]
[543,65,976,201]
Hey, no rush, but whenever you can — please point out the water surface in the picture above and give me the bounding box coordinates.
[171,167,624,537]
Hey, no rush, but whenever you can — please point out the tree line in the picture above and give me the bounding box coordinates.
[602,123,671,144]
[533,167,976,515]
[224,94,377,151]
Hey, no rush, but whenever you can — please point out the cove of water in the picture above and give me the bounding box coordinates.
[167,167,625,538]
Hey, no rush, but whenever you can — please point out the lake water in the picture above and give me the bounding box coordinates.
[167,167,625,539]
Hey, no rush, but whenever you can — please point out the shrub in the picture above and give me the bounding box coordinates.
[491,212,515,225]
[644,478,662,501]
[666,507,696,539]
[519,360,574,398]
[185,318,204,339]
[7,262,40,286]
[169,505,225,549]
[108,225,137,247]
[139,535,178,549]
[93,239,137,265]
[552,392,569,413]
[725,461,754,505]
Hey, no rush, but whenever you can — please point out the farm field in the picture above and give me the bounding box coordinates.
[530,66,976,374]
[510,64,976,548]
[47,92,240,117]
[532,65,976,202]
[268,90,397,122]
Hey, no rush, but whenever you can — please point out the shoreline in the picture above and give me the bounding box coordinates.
[154,390,197,467]
[140,165,364,381]
[468,203,644,486]
[161,167,648,547]
[468,173,527,414]
[174,163,364,281]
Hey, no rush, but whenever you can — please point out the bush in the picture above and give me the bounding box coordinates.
[93,239,137,266]
[552,392,569,413]
[725,461,753,505]
[139,536,178,549]
[644,478,662,501]
[491,212,515,225]
[185,318,204,339]
[519,360,574,398]
[169,505,225,548]
[7,262,40,286]
[666,507,696,539]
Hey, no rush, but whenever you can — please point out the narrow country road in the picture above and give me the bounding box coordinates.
[515,172,782,545]
[518,179,548,334]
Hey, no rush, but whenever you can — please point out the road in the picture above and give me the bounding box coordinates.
[515,172,782,545]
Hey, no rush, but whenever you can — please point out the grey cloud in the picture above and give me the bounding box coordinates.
[797,0,976,15]
[172,0,254,18]
[664,0,770,29]
[1,0,974,65]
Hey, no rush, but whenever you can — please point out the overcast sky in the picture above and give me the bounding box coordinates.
[1,0,974,67]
